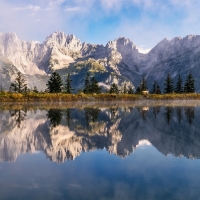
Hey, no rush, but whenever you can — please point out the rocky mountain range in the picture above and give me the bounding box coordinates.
[0,105,199,163]
[0,31,200,92]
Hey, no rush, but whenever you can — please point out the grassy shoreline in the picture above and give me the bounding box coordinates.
[1,92,200,102]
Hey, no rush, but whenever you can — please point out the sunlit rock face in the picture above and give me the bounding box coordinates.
[0,106,200,163]
[2,31,200,92]
[145,35,200,92]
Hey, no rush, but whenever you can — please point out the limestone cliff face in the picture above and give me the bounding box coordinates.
[1,31,200,91]
[0,31,135,91]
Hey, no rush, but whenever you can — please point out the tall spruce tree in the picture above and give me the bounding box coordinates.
[135,86,141,94]
[156,85,161,94]
[184,73,195,93]
[175,74,183,93]
[140,77,148,91]
[46,72,63,93]
[90,77,101,93]
[64,73,74,94]
[128,86,134,94]
[164,73,174,93]
[33,86,38,93]
[109,83,120,94]
[9,72,27,93]
[83,72,91,94]
[151,80,157,94]
[123,83,128,94]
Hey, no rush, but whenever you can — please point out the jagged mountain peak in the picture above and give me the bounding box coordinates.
[149,35,197,55]
[44,31,82,53]
[0,32,18,39]
[1,31,200,92]
[106,36,137,50]
[46,31,81,43]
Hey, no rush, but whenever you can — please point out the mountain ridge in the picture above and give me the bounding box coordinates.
[0,31,200,92]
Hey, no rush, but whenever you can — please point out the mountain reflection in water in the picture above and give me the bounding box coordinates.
[0,105,199,163]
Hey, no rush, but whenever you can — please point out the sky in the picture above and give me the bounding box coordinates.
[0,0,200,53]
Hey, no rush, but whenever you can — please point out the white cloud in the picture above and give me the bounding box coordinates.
[65,7,80,12]
[131,0,154,8]
[49,0,65,6]
[100,0,123,10]
[13,4,41,12]
[2,0,200,51]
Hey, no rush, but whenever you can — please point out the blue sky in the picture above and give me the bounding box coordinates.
[0,0,200,53]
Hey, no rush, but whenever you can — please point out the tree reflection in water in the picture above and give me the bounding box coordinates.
[176,107,183,125]
[136,107,149,122]
[9,109,27,128]
[185,107,195,126]
[164,107,174,125]
[84,108,101,127]
[46,109,63,128]
[3,104,200,163]
[153,106,160,119]
[65,108,72,127]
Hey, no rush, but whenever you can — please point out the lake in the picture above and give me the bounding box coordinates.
[0,101,200,200]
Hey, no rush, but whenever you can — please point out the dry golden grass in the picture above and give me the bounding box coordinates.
[0,92,200,102]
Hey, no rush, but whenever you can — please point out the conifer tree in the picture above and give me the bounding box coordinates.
[0,85,4,93]
[64,73,74,94]
[9,72,27,93]
[128,86,134,94]
[175,74,183,93]
[46,72,63,93]
[140,77,148,91]
[109,83,120,94]
[90,77,101,93]
[135,86,141,94]
[156,85,161,94]
[123,83,128,94]
[184,73,195,93]
[164,73,174,93]
[33,86,38,93]
[83,72,91,94]
[151,80,157,94]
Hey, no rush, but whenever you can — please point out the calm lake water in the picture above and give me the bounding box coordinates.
[0,102,200,200]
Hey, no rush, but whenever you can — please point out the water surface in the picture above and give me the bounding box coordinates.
[0,102,200,200]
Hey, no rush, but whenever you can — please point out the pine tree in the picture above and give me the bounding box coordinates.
[175,74,183,93]
[164,73,174,93]
[46,72,63,93]
[123,84,128,94]
[155,85,161,94]
[33,86,38,93]
[109,83,120,94]
[90,77,101,93]
[9,72,27,93]
[128,86,134,94]
[135,86,141,94]
[0,85,4,93]
[140,77,148,91]
[64,73,74,94]
[83,72,91,94]
[184,73,195,93]
[151,80,157,94]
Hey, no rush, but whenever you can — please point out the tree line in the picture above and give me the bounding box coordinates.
[135,73,195,94]
[7,71,195,94]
